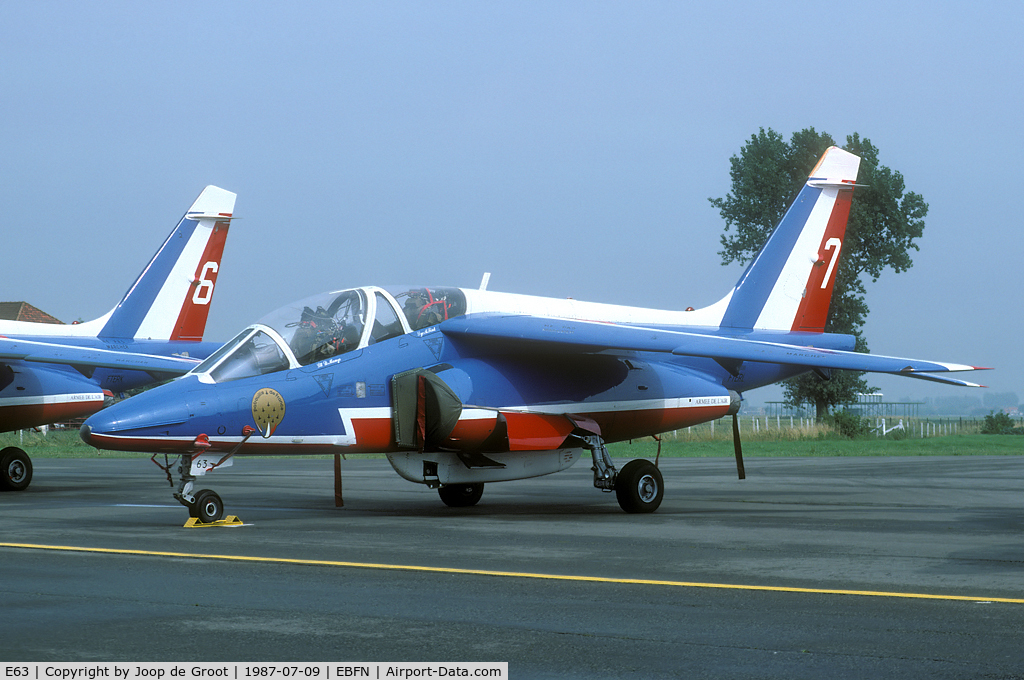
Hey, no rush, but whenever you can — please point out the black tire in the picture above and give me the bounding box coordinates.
[615,459,664,513]
[438,482,484,507]
[192,489,224,523]
[0,447,33,491]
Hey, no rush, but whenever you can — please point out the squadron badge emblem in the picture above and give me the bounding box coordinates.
[251,388,286,437]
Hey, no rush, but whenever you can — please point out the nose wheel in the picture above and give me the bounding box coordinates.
[188,489,225,523]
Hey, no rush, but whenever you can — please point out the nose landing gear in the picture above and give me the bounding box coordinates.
[153,450,238,526]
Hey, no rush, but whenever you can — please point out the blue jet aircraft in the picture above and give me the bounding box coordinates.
[80,148,986,522]
[1,186,236,490]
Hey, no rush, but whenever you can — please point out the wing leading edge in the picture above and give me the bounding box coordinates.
[0,337,201,376]
[440,314,989,387]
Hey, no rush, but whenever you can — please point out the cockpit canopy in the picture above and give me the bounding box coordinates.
[189,286,467,383]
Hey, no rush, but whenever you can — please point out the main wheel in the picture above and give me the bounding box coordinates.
[190,489,225,523]
[438,482,484,507]
[614,459,664,513]
[0,447,33,491]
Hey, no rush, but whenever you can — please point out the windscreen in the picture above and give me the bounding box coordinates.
[208,330,289,382]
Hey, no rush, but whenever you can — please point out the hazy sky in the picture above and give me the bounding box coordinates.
[2,1,1020,406]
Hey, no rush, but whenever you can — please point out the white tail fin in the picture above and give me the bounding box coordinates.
[98,186,237,340]
[718,147,860,331]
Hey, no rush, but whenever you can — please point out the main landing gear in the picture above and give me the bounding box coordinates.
[438,482,485,507]
[0,446,33,492]
[583,435,664,513]
[431,438,665,513]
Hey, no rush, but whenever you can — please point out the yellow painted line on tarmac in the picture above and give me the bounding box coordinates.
[3,541,1022,605]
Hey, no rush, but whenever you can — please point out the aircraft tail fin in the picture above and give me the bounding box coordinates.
[98,186,237,341]
[718,146,860,332]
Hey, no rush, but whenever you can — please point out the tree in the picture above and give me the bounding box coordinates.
[982,411,1022,435]
[709,128,928,418]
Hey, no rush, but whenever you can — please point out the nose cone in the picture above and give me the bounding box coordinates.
[81,381,192,452]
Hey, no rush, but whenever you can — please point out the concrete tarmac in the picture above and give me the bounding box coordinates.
[1,454,1022,678]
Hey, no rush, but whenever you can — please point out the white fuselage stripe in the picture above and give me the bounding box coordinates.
[90,397,731,447]
[134,219,215,340]
[0,393,104,407]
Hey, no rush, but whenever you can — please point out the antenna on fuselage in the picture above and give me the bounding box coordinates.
[479,272,491,291]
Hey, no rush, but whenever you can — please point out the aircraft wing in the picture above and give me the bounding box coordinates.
[665,332,987,387]
[440,314,988,387]
[0,337,201,376]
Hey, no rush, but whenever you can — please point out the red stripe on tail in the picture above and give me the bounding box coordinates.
[791,187,855,333]
[171,219,231,341]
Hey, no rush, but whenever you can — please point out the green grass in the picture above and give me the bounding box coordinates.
[5,428,1023,459]
[607,434,1024,458]
[1,429,132,458]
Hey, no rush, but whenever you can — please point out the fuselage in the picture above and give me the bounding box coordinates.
[81,285,855,456]
[0,333,222,431]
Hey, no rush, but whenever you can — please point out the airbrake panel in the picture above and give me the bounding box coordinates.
[390,368,462,450]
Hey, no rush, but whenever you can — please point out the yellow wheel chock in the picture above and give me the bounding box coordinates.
[183,515,244,528]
